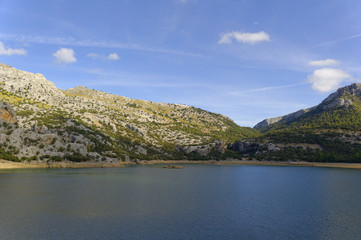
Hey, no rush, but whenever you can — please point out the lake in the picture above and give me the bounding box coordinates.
[0,164,361,240]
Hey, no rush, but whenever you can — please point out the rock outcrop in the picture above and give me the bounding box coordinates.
[178,141,227,157]
[0,102,16,123]
[320,83,361,109]
[228,140,279,156]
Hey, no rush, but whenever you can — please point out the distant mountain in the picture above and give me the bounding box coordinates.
[0,63,258,163]
[230,83,361,163]
[254,83,361,131]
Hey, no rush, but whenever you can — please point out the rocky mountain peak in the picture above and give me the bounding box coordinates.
[0,64,65,105]
[321,83,361,109]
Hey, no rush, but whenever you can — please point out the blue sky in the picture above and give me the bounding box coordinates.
[0,0,361,127]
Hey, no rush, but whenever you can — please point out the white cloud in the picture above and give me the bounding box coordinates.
[230,83,307,95]
[308,58,339,67]
[0,41,26,55]
[86,53,100,59]
[53,48,76,64]
[219,31,270,44]
[107,53,119,61]
[87,52,120,61]
[307,68,351,92]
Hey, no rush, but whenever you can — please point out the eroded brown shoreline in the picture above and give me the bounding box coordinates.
[0,160,124,169]
[1,159,361,170]
[134,160,361,170]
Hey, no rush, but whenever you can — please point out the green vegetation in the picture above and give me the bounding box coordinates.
[264,106,361,132]
[0,147,21,162]
[0,88,50,108]
[15,109,34,117]
[251,129,361,162]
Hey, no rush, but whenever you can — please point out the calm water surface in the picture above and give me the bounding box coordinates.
[0,165,361,240]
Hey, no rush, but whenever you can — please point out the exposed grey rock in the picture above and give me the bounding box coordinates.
[322,83,361,104]
[0,65,65,105]
[229,141,264,154]
[178,141,226,157]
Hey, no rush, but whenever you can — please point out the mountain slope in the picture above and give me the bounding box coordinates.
[254,83,361,131]
[0,63,258,162]
[229,83,361,163]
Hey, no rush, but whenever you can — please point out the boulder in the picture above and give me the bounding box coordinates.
[0,102,16,124]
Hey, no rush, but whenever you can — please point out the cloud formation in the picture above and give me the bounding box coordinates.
[87,52,120,61]
[307,68,351,92]
[308,58,339,67]
[230,83,307,95]
[0,33,203,57]
[86,53,99,59]
[53,48,76,64]
[0,41,26,55]
[219,31,270,44]
[107,53,119,61]
[309,33,361,49]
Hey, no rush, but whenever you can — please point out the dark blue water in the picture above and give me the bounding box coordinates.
[0,165,361,240]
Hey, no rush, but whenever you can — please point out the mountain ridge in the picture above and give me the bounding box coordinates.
[2,63,361,163]
[0,63,258,162]
[254,83,361,131]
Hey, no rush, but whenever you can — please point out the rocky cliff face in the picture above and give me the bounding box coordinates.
[0,64,258,162]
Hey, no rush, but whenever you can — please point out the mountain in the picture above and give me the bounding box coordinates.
[0,63,258,163]
[2,63,359,164]
[254,83,361,131]
[229,83,361,163]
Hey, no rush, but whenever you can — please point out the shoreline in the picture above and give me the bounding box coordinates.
[1,159,361,170]
[0,160,124,169]
[133,160,361,170]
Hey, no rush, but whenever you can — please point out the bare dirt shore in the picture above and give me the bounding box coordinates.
[1,159,361,170]
[0,160,124,169]
[134,159,361,170]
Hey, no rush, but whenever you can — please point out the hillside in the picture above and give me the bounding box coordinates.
[229,83,361,162]
[254,83,361,131]
[0,63,258,163]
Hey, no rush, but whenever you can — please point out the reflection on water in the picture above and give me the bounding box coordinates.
[0,165,361,240]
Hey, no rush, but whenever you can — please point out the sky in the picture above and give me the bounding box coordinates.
[0,0,361,127]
